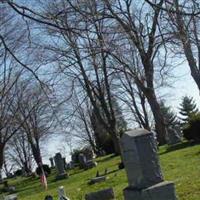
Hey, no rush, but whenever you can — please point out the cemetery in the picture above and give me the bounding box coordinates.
[0,0,200,200]
[0,132,200,199]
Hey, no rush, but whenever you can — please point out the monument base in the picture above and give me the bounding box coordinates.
[124,181,177,200]
[56,173,68,181]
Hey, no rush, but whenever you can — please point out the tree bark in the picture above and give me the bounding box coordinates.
[174,0,200,92]
[111,134,121,155]
[145,89,166,145]
[0,143,5,182]
[30,143,42,167]
[108,124,121,155]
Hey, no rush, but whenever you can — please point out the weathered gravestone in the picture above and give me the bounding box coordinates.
[54,153,68,180]
[66,161,74,170]
[85,188,115,200]
[44,195,53,200]
[49,157,55,168]
[85,160,97,170]
[166,127,182,145]
[78,153,87,168]
[89,176,106,185]
[4,194,17,200]
[78,153,97,170]
[82,148,95,161]
[63,158,67,170]
[121,129,178,200]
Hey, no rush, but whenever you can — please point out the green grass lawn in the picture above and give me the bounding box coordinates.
[1,142,200,200]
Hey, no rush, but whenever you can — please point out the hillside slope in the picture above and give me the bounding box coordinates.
[1,142,200,200]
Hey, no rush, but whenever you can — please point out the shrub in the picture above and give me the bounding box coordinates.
[183,113,200,142]
[36,164,51,176]
[118,162,124,170]
[14,169,23,177]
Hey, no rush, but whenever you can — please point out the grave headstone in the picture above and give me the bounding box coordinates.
[66,162,74,170]
[167,127,182,145]
[83,148,95,160]
[78,153,87,168]
[54,153,68,180]
[78,153,97,170]
[5,186,16,193]
[98,150,106,157]
[63,158,67,170]
[4,194,17,200]
[89,176,106,185]
[44,195,53,200]
[84,160,97,170]
[121,129,178,200]
[49,157,55,168]
[85,188,115,200]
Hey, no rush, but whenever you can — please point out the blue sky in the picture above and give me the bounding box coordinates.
[161,63,200,112]
[11,0,200,166]
[42,62,200,165]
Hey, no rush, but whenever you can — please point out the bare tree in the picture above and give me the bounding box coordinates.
[90,0,168,144]
[0,70,24,180]
[70,93,98,153]
[31,0,129,155]
[116,70,151,130]
[6,132,33,175]
[1,0,179,147]
[169,1,200,92]
[145,0,200,94]
[12,81,55,167]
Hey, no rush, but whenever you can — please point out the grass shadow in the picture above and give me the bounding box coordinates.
[69,169,85,177]
[96,154,116,163]
[159,142,196,155]
[88,168,120,181]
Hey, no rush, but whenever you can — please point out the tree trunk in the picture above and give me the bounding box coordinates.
[174,0,200,93]
[31,144,42,167]
[145,90,166,145]
[24,161,31,174]
[109,127,121,155]
[112,135,121,155]
[0,143,4,182]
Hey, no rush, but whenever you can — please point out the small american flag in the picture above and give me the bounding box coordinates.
[40,164,48,190]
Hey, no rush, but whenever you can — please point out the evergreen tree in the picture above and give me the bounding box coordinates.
[160,101,179,128]
[179,96,199,123]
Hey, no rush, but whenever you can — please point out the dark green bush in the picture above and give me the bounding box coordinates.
[183,113,200,142]
[36,164,51,176]
[14,169,23,176]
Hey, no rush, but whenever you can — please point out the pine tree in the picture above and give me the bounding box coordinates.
[160,101,179,128]
[179,96,199,123]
